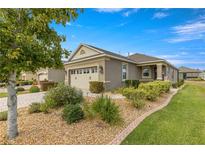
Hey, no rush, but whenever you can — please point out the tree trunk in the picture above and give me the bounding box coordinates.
[7,71,18,139]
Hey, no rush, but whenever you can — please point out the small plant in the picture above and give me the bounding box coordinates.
[89,81,104,93]
[28,102,41,114]
[83,102,96,119]
[44,83,83,109]
[40,103,50,113]
[29,86,40,93]
[16,87,25,92]
[0,111,8,121]
[92,96,121,125]
[62,104,84,124]
[125,80,140,88]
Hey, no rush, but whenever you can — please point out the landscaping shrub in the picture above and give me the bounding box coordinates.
[125,80,140,88]
[172,83,178,88]
[89,81,104,93]
[83,102,96,119]
[92,96,121,125]
[138,81,171,101]
[29,86,40,93]
[0,111,7,121]
[40,81,57,91]
[28,102,41,114]
[178,79,184,87]
[40,103,50,113]
[18,80,33,86]
[44,83,83,109]
[16,87,25,92]
[122,87,136,99]
[62,104,84,124]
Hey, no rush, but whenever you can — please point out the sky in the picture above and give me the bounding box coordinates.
[51,8,205,70]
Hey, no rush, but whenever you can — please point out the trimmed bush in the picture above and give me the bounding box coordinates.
[62,104,84,124]
[89,81,104,93]
[0,111,7,121]
[138,81,171,101]
[28,102,41,114]
[122,87,136,99]
[40,81,57,91]
[92,96,121,125]
[17,80,33,86]
[29,86,40,93]
[172,83,178,88]
[44,83,83,109]
[125,80,140,88]
[16,87,25,92]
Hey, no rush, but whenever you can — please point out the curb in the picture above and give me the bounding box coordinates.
[109,85,184,145]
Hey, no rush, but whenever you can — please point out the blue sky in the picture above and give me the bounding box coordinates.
[52,8,205,70]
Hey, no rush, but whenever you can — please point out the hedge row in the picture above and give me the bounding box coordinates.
[122,81,172,108]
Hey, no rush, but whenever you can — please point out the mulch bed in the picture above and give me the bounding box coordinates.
[0,91,173,145]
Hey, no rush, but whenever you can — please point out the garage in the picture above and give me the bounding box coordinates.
[38,73,48,81]
[70,66,99,90]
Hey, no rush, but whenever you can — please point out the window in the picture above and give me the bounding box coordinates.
[91,67,97,73]
[142,68,150,77]
[122,64,127,81]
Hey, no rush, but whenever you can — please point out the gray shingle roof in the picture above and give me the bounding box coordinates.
[128,53,163,63]
[179,66,202,73]
[84,44,135,62]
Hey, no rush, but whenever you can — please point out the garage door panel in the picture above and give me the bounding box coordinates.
[70,66,99,90]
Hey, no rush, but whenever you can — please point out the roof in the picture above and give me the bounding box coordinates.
[128,53,163,63]
[83,44,136,63]
[66,43,178,69]
[179,66,202,73]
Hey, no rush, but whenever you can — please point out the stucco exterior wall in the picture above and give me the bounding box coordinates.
[71,46,100,61]
[48,69,65,82]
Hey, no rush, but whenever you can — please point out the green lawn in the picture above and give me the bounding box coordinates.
[0,91,30,98]
[122,82,205,144]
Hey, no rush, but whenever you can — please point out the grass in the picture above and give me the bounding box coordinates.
[0,91,30,98]
[122,81,205,144]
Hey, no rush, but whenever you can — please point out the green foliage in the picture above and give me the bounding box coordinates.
[122,88,146,108]
[16,87,25,92]
[92,96,121,125]
[28,102,41,114]
[0,111,8,121]
[83,102,96,119]
[125,80,140,88]
[0,8,82,82]
[62,104,84,124]
[16,80,33,86]
[44,83,83,109]
[89,81,104,93]
[39,81,57,91]
[39,103,50,113]
[138,81,171,101]
[29,86,40,93]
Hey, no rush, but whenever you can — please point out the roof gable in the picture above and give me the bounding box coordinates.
[68,44,103,61]
[179,66,202,73]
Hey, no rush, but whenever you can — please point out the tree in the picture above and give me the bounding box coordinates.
[0,8,82,139]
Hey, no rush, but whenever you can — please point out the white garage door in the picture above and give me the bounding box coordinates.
[70,66,99,90]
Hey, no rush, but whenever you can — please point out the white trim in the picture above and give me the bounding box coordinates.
[121,63,128,81]
[142,66,152,79]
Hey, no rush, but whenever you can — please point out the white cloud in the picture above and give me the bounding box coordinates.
[167,18,205,43]
[180,51,188,55]
[95,8,124,13]
[123,9,139,17]
[153,12,169,19]
[167,59,205,65]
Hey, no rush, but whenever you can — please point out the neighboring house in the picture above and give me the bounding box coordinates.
[199,71,205,80]
[37,68,65,82]
[64,43,178,91]
[179,66,202,80]
[20,71,37,81]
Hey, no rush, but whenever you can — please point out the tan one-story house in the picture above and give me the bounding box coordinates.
[64,43,179,91]
[179,66,202,80]
[20,68,65,83]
